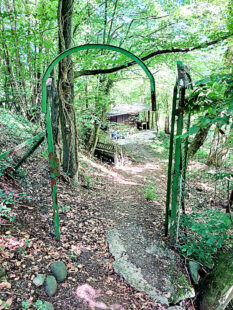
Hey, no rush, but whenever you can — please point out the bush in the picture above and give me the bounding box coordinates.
[178,208,233,266]
[0,189,16,224]
[145,185,157,201]
[83,173,93,188]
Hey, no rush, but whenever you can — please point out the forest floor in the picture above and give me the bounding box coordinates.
[2,121,229,310]
[0,126,196,310]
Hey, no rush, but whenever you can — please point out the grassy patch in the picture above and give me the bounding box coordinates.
[144,184,157,201]
[149,131,170,158]
[0,108,41,139]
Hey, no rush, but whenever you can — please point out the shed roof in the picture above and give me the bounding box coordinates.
[107,103,150,117]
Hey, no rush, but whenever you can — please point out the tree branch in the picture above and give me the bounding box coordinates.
[74,32,233,78]
[107,0,118,44]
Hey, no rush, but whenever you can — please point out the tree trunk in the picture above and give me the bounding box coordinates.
[206,125,232,167]
[164,94,170,134]
[198,249,233,310]
[57,0,78,183]
[87,77,113,153]
[164,115,170,134]
[188,123,212,159]
[227,189,233,214]
[88,121,101,155]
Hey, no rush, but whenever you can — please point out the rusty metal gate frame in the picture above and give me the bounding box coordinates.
[165,61,193,242]
[41,44,156,240]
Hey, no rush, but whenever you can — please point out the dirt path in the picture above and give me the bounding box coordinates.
[1,131,186,310]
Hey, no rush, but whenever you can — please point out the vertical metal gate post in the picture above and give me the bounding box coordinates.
[46,78,61,240]
[181,109,191,213]
[165,82,178,236]
[170,87,185,243]
[165,61,192,243]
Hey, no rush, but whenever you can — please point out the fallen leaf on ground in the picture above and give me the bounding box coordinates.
[0,281,11,289]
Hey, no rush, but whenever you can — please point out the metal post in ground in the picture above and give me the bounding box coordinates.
[46,78,61,240]
[165,82,178,236]
[170,87,185,243]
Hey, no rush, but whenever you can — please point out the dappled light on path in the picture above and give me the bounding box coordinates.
[80,154,139,185]
[115,162,161,175]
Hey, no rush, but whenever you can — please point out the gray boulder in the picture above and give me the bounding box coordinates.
[107,224,194,305]
[168,307,184,310]
[45,275,57,296]
[33,274,46,287]
[51,261,67,282]
[188,261,200,284]
[198,249,233,310]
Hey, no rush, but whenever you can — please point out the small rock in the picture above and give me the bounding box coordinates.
[46,275,57,296]
[51,261,67,282]
[168,307,184,310]
[43,301,54,310]
[188,261,200,284]
[33,274,46,287]
[0,267,6,278]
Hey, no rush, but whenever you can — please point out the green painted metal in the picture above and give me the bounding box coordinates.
[41,44,156,240]
[0,134,44,161]
[165,81,178,236]
[165,61,192,242]
[42,44,156,113]
[181,109,191,213]
[46,79,60,240]
[170,88,185,242]
[15,135,45,170]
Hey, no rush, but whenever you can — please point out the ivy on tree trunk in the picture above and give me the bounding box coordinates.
[57,0,78,183]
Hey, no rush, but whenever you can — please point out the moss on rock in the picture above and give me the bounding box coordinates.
[198,249,233,310]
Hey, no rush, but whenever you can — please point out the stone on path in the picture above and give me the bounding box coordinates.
[46,275,57,296]
[50,261,67,282]
[33,274,46,287]
[107,224,194,305]
[188,261,200,284]
[43,301,54,310]
[168,307,184,310]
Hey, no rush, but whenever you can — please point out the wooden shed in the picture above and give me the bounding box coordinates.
[107,103,150,127]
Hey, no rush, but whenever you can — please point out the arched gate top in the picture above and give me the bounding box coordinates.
[42,43,156,113]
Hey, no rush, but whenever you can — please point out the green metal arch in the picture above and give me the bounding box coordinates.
[41,44,156,240]
[42,44,155,113]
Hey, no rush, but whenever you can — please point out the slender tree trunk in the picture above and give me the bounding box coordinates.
[88,77,113,153]
[164,115,170,134]
[227,189,233,214]
[206,125,231,167]
[57,0,78,183]
[164,96,170,134]
[7,0,30,116]
[148,111,158,132]
[188,123,212,159]
[89,121,101,155]
[1,37,25,115]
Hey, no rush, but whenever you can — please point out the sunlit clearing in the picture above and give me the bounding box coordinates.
[80,154,139,185]
[115,162,161,175]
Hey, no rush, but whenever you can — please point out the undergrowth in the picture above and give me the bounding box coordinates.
[145,184,157,201]
[178,208,233,266]
[0,108,41,139]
